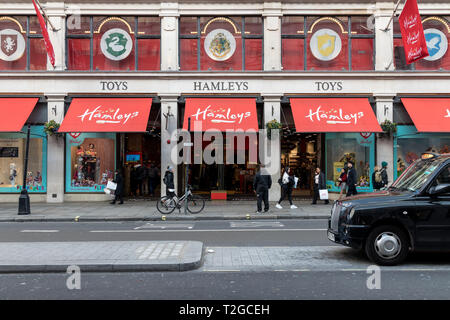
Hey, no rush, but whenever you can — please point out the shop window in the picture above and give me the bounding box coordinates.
[66,16,160,71]
[326,132,375,192]
[394,16,450,71]
[179,16,263,71]
[281,16,374,71]
[65,133,116,192]
[395,126,450,179]
[0,16,47,71]
[0,126,47,193]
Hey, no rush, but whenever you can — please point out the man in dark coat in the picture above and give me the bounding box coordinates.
[312,167,329,204]
[163,166,175,198]
[253,164,272,213]
[346,162,358,197]
[111,169,124,204]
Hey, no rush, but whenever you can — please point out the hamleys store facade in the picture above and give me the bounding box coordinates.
[1,0,450,203]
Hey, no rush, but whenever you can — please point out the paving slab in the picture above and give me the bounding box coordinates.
[0,241,204,273]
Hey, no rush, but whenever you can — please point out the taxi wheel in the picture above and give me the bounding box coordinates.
[365,225,409,266]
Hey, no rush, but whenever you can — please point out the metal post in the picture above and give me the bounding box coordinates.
[18,124,31,215]
[184,117,191,215]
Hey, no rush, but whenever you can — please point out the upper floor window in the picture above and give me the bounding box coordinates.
[282,16,374,71]
[66,16,160,71]
[0,16,47,70]
[179,16,263,71]
[394,16,450,70]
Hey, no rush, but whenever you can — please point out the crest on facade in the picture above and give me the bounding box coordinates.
[100,28,133,61]
[0,29,25,62]
[424,28,448,61]
[310,28,342,61]
[204,28,236,61]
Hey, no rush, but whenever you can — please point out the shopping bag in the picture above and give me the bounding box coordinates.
[319,189,328,200]
[106,181,117,190]
[294,177,299,188]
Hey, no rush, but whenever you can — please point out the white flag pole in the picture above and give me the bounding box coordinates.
[382,0,404,32]
[34,0,60,32]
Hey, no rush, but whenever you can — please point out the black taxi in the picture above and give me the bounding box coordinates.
[328,152,450,265]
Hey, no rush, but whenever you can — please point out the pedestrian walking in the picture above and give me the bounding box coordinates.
[337,165,348,199]
[312,167,329,204]
[253,164,272,213]
[276,167,297,209]
[163,166,175,198]
[380,161,389,189]
[346,161,358,197]
[372,165,382,191]
[111,169,124,205]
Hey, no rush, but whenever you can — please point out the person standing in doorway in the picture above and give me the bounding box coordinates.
[276,167,297,209]
[312,167,329,204]
[163,166,175,199]
[111,169,124,205]
[346,162,358,197]
[253,164,272,213]
[148,162,160,197]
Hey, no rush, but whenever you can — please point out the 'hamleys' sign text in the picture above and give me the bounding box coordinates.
[190,105,251,124]
[305,106,364,125]
[78,106,139,125]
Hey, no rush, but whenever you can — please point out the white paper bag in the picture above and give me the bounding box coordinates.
[106,181,117,190]
[319,189,328,200]
[294,177,299,188]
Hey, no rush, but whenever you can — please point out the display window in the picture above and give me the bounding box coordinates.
[0,16,47,71]
[325,132,375,192]
[394,16,450,70]
[281,16,374,71]
[394,126,450,180]
[179,16,263,71]
[66,16,160,71]
[65,133,116,192]
[0,126,47,193]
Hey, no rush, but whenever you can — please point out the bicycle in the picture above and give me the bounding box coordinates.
[156,185,205,214]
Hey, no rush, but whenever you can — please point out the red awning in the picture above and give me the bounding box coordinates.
[59,98,152,132]
[183,98,258,131]
[290,98,382,132]
[0,98,38,132]
[402,98,450,132]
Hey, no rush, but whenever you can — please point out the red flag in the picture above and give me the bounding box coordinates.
[31,0,55,67]
[399,0,429,64]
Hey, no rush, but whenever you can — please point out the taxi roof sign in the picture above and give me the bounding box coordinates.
[421,152,438,160]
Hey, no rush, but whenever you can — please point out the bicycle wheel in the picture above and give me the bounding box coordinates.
[186,196,205,214]
[156,196,176,214]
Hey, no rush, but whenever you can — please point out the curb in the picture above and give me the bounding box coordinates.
[0,214,330,223]
[0,242,205,273]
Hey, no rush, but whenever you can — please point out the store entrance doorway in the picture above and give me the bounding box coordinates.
[280,133,323,199]
[122,133,161,198]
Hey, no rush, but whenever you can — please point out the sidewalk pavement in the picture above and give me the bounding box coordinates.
[0,241,204,272]
[0,200,332,222]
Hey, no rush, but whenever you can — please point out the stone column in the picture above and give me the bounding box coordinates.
[374,2,395,71]
[263,2,282,71]
[160,95,179,196]
[160,3,179,71]
[46,94,66,203]
[263,95,282,202]
[45,2,66,70]
[375,96,395,186]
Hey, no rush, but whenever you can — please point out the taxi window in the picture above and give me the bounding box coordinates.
[391,159,441,192]
[432,165,450,186]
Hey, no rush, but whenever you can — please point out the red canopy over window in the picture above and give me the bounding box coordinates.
[183,98,258,132]
[59,98,152,132]
[402,98,450,132]
[0,98,38,132]
[290,98,382,132]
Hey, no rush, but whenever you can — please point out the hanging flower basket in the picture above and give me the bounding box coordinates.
[379,119,397,137]
[44,120,64,138]
[266,119,282,139]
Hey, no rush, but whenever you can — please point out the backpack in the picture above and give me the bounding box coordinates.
[374,171,382,183]
[163,173,168,185]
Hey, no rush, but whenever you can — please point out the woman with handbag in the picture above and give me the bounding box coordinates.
[275,167,297,209]
[338,166,348,200]
[312,167,329,205]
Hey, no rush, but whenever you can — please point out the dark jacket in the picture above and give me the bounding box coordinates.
[380,168,388,187]
[113,172,124,196]
[314,172,326,189]
[253,169,272,192]
[164,170,175,189]
[347,167,358,186]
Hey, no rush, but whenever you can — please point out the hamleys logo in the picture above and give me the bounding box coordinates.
[69,133,81,139]
[78,106,139,125]
[305,106,364,125]
[190,105,251,124]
